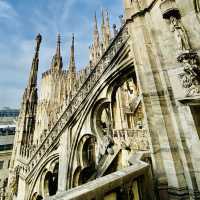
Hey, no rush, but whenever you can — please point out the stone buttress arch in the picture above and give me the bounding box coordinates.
[66,43,134,189]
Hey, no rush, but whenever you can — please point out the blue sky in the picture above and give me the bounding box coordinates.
[0,0,123,109]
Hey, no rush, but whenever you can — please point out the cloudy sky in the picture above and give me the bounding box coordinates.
[0,0,123,109]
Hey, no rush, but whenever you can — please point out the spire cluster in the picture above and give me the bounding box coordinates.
[20,33,42,153]
[89,9,112,67]
[69,33,76,73]
[18,9,120,158]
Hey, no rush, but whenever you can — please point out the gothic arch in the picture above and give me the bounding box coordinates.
[77,134,96,168]
[27,154,59,200]
[90,98,111,140]
[42,161,59,197]
[66,49,134,189]
[106,66,136,101]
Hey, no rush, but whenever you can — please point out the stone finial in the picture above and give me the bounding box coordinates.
[35,33,42,53]
[69,33,76,72]
[94,12,98,32]
[105,9,111,40]
[51,33,63,71]
[56,33,61,57]
[119,15,125,26]
[113,24,118,37]
[101,8,105,26]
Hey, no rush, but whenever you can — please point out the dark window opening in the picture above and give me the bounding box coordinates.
[0,161,4,169]
[190,105,200,139]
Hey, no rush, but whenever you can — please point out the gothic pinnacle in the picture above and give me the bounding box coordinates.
[56,33,61,58]
[35,33,42,54]
[28,33,42,88]
[105,10,110,31]
[50,33,63,71]
[69,33,76,73]
[101,9,105,26]
[93,12,100,48]
[94,12,98,32]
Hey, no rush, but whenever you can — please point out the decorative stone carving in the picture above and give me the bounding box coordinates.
[160,2,200,97]
[169,17,191,53]
[113,129,149,151]
[178,53,200,96]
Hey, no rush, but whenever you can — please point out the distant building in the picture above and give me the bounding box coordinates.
[7,1,200,200]
[0,108,19,199]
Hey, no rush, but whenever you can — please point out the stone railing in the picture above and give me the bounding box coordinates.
[20,24,129,176]
[113,129,149,151]
[46,156,153,200]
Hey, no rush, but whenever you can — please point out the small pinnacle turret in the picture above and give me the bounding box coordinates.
[20,34,42,151]
[27,33,42,93]
[105,10,111,40]
[89,12,102,66]
[66,34,77,94]
[51,33,63,71]
[69,33,76,73]
[56,33,61,58]
[101,9,111,50]
[94,13,100,48]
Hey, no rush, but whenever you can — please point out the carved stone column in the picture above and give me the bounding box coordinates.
[160,1,200,198]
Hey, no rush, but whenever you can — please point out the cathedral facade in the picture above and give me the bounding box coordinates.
[7,0,200,200]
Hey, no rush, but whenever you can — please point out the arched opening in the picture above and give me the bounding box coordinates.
[95,102,112,138]
[52,162,59,194]
[44,172,53,196]
[111,76,142,130]
[82,137,96,167]
[78,167,95,185]
[43,163,58,197]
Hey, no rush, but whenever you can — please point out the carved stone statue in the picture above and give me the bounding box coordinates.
[170,16,190,52]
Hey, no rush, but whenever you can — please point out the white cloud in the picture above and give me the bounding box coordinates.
[0,0,17,19]
[0,0,123,108]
